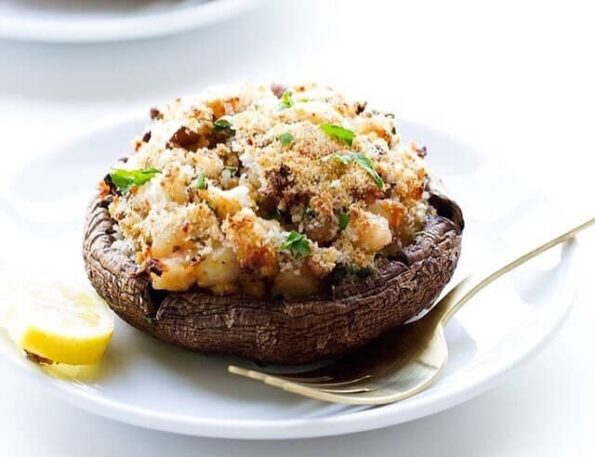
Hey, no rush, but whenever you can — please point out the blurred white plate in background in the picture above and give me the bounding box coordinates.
[0,0,264,43]
[0,114,579,439]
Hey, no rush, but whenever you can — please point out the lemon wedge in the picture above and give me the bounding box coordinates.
[1,280,114,365]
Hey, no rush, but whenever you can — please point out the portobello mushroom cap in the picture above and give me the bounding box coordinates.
[83,188,463,365]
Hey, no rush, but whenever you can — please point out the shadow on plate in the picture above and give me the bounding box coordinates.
[0,0,191,16]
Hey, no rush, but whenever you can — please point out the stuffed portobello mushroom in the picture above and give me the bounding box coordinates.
[83,83,464,364]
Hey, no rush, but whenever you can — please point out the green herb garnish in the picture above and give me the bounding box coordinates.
[320,123,355,146]
[280,231,310,257]
[266,208,282,221]
[279,90,293,109]
[224,166,238,175]
[109,168,160,192]
[195,171,207,189]
[331,265,372,284]
[143,316,157,326]
[214,118,234,132]
[351,153,384,189]
[339,212,349,231]
[334,152,384,189]
[334,153,352,165]
[278,132,294,146]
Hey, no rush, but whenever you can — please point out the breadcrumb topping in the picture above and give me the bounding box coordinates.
[103,83,430,297]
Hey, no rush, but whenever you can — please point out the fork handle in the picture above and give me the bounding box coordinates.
[437,216,595,324]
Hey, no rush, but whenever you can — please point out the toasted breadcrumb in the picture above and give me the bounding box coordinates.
[106,83,430,297]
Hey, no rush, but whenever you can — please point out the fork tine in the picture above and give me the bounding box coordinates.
[228,366,377,395]
[227,366,353,400]
[231,363,375,387]
[228,366,270,382]
[276,374,371,386]
[317,385,373,394]
[227,366,341,386]
[253,373,413,405]
[276,374,335,383]
[278,374,376,393]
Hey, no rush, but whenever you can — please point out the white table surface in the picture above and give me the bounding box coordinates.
[0,0,594,454]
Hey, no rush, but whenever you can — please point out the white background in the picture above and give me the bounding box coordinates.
[0,0,594,454]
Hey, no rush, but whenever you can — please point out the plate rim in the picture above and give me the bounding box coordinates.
[0,114,580,439]
[0,0,264,43]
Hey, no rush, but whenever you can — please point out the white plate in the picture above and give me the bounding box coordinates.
[0,114,579,439]
[0,0,263,43]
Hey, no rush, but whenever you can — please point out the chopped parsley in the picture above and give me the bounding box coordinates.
[224,166,238,176]
[334,152,385,189]
[195,171,207,189]
[213,117,234,132]
[278,132,294,146]
[266,208,282,221]
[334,153,352,165]
[331,265,372,284]
[143,316,157,326]
[339,212,349,231]
[280,231,310,257]
[279,90,293,109]
[320,123,355,146]
[351,153,385,189]
[109,168,160,193]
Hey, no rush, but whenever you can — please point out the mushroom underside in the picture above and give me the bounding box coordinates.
[83,192,463,364]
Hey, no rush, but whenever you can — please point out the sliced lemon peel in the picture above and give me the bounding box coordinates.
[1,280,114,366]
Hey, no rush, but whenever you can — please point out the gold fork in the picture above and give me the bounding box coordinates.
[228,216,595,405]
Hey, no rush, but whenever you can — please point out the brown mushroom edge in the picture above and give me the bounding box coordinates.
[83,190,464,365]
